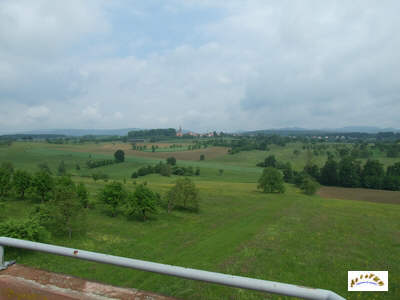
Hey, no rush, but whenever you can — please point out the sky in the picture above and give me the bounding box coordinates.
[1,0,399,133]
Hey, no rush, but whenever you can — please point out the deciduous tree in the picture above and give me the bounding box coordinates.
[320,157,339,186]
[167,177,200,212]
[98,181,126,217]
[125,184,159,221]
[166,157,176,165]
[76,182,89,208]
[0,163,13,198]
[58,160,66,176]
[114,150,125,163]
[13,170,31,199]
[32,171,54,203]
[338,157,361,187]
[50,177,86,239]
[361,159,384,189]
[257,167,285,193]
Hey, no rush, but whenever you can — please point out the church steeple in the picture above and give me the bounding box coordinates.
[177,125,183,137]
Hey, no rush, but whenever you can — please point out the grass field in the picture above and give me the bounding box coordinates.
[1,141,399,299]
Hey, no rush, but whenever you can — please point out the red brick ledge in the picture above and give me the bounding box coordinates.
[0,264,177,300]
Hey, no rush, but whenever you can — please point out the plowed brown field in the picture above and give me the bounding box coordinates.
[58,143,228,161]
[318,186,400,204]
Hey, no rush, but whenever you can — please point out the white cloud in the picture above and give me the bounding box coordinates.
[26,105,50,119]
[82,104,102,120]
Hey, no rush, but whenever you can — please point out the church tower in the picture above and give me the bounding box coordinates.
[177,126,183,137]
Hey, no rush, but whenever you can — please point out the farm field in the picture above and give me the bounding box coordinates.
[318,186,400,205]
[1,141,400,300]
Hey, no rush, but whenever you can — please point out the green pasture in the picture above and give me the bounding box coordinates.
[213,142,400,170]
[1,141,399,299]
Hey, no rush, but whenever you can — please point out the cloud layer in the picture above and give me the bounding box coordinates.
[1,0,399,132]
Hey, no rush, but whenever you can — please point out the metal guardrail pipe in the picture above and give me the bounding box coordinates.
[0,237,345,300]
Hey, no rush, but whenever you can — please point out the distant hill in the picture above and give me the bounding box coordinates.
[2,126,399,137]
[243,126,400,136]
[22,128,141,137]
[325,126,400,133]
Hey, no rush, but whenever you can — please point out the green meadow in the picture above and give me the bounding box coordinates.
[1,141,399,299]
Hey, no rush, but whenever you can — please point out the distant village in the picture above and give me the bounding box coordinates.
[175,126,225,138]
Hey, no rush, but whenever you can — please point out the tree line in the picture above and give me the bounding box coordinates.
[86,149,125,169]
[317,157,400,190]
[257,155,400,191]
[98,177,200,220]
[0,161,201,242]
[128,128,177,138]
[131,157,200,178]
[257,165,319,196]
[0,162,89,241]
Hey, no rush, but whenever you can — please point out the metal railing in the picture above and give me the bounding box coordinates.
[0,237,345,300]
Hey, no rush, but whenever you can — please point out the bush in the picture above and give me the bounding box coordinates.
[135,163,197,177]
[0,219,49,242]
[137,165,154,176]
[159,163,172,177]
[166,157,176,165]
[92,172,109,182]
[87,159,115,169]
[172,167,185,176]
[30,204,54,230]
[300,177,319,195]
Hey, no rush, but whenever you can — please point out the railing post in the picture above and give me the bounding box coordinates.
[0,244,15,270]
[0,245,3,265]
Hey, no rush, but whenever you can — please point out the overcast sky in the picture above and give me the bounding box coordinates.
[1,0,399,132]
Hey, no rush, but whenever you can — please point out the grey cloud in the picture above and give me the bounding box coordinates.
[1,1,400,131]
[0,62,87,104]
[0,0,109,58]
[234,1,400,128]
